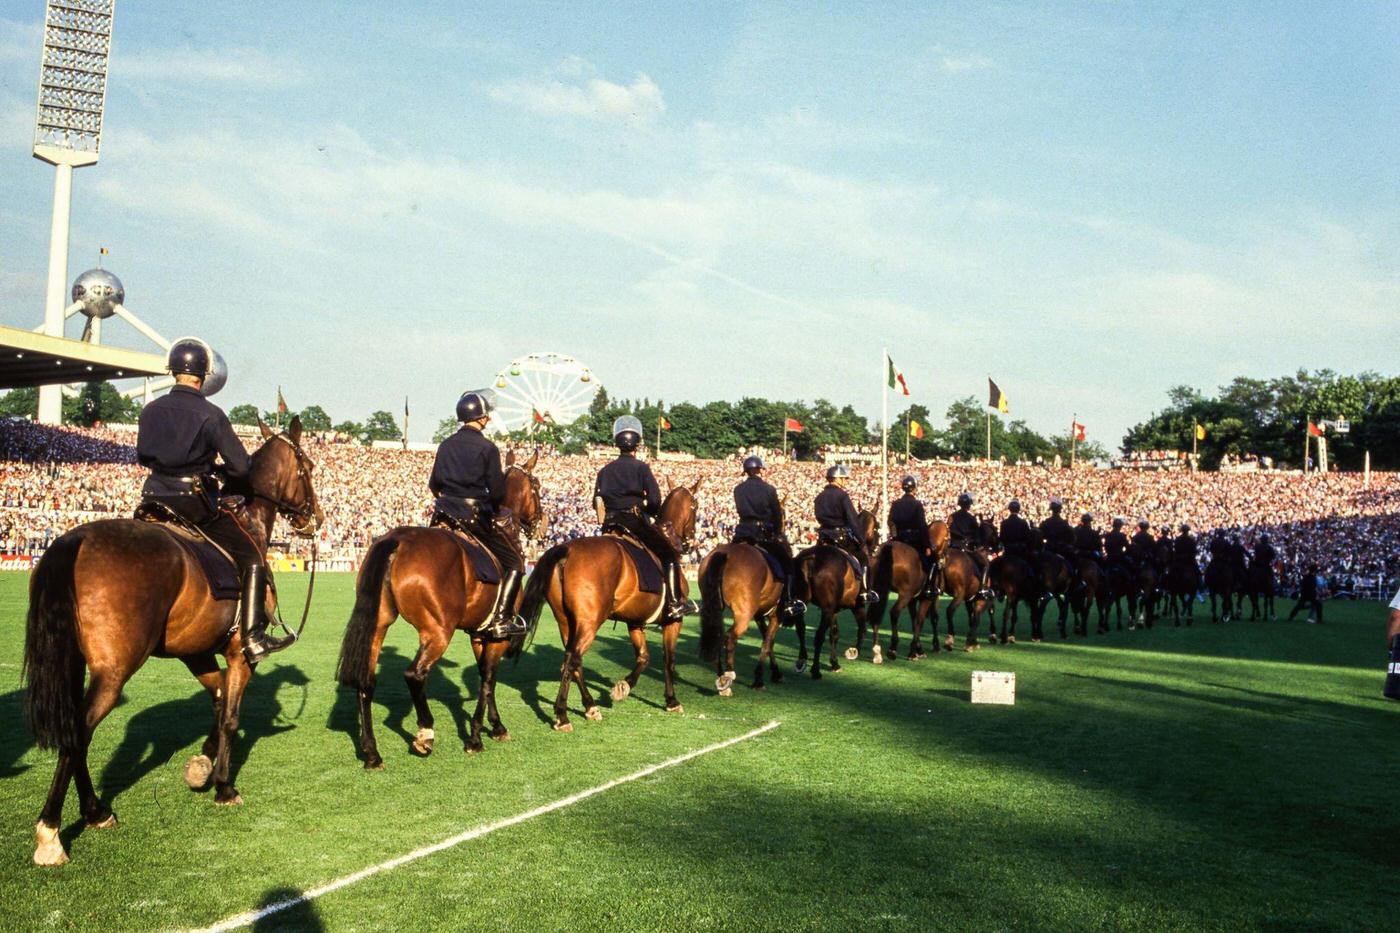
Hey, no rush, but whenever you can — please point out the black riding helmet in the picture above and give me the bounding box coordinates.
[901,475,917,491]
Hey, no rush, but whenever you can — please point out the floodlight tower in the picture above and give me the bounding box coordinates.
[32,0,116,424]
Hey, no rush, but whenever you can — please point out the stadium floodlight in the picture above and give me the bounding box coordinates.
[32,0,116,424]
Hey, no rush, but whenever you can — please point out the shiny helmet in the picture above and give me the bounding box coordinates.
[900,475,917,491]
[1179,523,1191,533]
[1080,513,1094,525]
[1138,520,1150,530]
[825,463,850,482]
[742,455,765,474]
[1259,533,1271,544]
[201,351,228,397]
[957,492,973,508]
[612,414,644,450]
[1112,517,1124,528]
[167,336,213,379]
[456,388,497,423]
[1049,498,1062,513]
[1007,499,1021,513]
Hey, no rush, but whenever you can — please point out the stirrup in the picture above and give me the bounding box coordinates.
[244,627,296,665]
[484,613,527,640]
[783,599,807,619]
[861,590,881,606]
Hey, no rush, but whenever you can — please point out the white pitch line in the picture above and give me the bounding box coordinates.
[186,720,782,933]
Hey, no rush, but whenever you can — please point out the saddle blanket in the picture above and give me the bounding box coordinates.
[755,547,786,583]
[160,529,241,601]
[604,534,664,594]
[440,529,501,585]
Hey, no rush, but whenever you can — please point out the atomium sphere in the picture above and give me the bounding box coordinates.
[71,268,124,320]
[201,351,228,397]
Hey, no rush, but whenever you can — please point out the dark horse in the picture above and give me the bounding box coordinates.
[697,538,786,695]
[335,451,545,769]
[986,525,1041,646]
[22,418,321,866]
[1126,560,1159,629]
[1166,560,1201,626]
[1245,555,1276,621]
[937,519,994,651]
[1028,528,1073,640]
[519,480,701,731]
[1204,545,1236,623]
[1072,558,1111,636]
[866,529,938,661]
[791,540,866,679]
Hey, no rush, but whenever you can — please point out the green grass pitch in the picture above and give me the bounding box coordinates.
[0,572,1395,931]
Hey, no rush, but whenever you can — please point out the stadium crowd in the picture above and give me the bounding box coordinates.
[2,422,1397,594]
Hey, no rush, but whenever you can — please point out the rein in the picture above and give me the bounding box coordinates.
[255,432,321,642]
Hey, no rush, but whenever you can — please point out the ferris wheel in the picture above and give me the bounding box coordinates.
[490,352,598,433]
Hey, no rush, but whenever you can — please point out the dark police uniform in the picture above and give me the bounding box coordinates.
[815,483,864,548]
[1174,531,1198,569]
[999,513,1033,560]
[1040,512,1074,558]
[137,385,258,570]
[595,454,679,566]
[1104,528,1129,568]
[733,473,793,570]
[1253,540,1276,570]
[429,426,521,574]
[948,508,980,550]
[1130,530,1157,566]
[1073,524,1103,562]
[889,492,932,572]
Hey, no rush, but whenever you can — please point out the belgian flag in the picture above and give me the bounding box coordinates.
[988,378,1009,414]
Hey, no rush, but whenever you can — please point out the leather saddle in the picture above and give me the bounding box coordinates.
[134,502,241,601]
[428,518,502,585]
[600,529,665,594]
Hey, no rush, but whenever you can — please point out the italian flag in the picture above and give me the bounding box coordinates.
[887,355,910,396]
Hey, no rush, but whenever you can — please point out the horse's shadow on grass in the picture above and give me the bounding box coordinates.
[97,664,313,799]
[1062,671,1360,726]
[0,687,36,777]
[251,887,324,932]
[327,644,468,759]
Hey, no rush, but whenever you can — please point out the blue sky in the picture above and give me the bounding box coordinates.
[1,2,1396,445]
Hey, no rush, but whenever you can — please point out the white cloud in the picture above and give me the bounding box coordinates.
[488,58,665,124]
[940,54,994,73]
[0,18,40,65]
[118,46,306,86]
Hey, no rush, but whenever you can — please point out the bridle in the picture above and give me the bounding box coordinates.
[252,434,321,538]
[506,466,545,540]
[659,488,698,552]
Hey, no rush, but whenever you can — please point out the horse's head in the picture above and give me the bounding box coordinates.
[252,416,323,537]
[857,509,879,550]
[502,448,545,540]
[658,477,702,551]
[979,515,999,549]
[928,519,950,556]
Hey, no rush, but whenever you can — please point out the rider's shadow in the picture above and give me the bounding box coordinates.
[99,665,312,798]
[328,644,469,751]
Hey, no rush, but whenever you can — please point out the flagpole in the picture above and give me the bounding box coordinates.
[1192,419,1198,465]
[986,411,991,462]
[402,396,409,451]
[782,418,788,459]
[905,419,910,462]
[1303,417,1309,473]
[276,385,281,432]
[1070,413,1077,469]
[656,417,661,458]
[880,347,889,525]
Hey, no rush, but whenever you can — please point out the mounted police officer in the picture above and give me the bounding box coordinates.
[1073,513,1104,564]
[814,463,877,604]
[1174,523,1198,571]
[889,475,935,594]
[1039,499,1074,560]
[136,338,292,664]
[733,455,804,619]
[999,499,1033,561]
[1104,517,1129,570]
[948,492,992,599]
[1252,533,1276,572]
[1130,520,1156,566]
[595,415,695,620]
[429,389,524,639]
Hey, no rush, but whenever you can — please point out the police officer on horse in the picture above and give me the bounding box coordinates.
[948,491,992,600]
[595,415,696,620]
[999,499,1033,561]
[1039,499,1074,561]
[136,338,291,663]
[428,389,526,639]
[889,475,935,596]
[814,463,878,604]
[1073,513,1104,565]
[1104,517,1129,573]
[733,455,805,619]
[1130,520,1156,567]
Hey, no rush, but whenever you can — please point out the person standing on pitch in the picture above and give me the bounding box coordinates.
[594,415,696,620]
[1287,562,1325,624]
[136,338,293,663]
[889,475,936,596]
[429,389,525,639]
[1384,585,1400,700]
[733,455,805,620]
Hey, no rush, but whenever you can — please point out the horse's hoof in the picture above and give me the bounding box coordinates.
[1005,636,1016,645]
[33,823,67,867]
[464,742,483,756]
[718,687,733,698]
[844,647,858,661]
[611,680,631,702]
[830,662,842,673]
[364,758,385,771]
[715,672,736,693]
[87,813,117,830]
[411,727,435,756]
[872,645,884,665]
[552,721,573,733]
[964,644,979,653]
[214,794,244,807]
[664,703,684,714]
[795,660,807,674]
[491,729,511,743]
[585,706,603,722]
[183,754,214,790]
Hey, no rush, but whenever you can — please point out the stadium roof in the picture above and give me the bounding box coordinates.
[0,324,166,389]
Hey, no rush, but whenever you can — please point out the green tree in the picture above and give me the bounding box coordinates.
[228,404,261,426]
[0,387,38,419]
[432,417,459,443]
[298,404,332,432]
[63,382,139,425]
[333,420,365,442]
[362,410,402,443]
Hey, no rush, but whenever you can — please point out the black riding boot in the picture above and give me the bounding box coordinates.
[860,563,880,605]
[484,569,527,639]
[666,564,698,620]
[782,576,807,620]
[241,565,295,664]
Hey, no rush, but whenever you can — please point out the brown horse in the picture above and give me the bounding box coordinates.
[791,544,864,679]
[519,481,700,731]
[866,537,936,661]
[1127,561,1159,629]
[1072,558,1111,636]
[936,520,995,651]
[22,418,322,866]
[335,451,545,769]
[697,541,785,694]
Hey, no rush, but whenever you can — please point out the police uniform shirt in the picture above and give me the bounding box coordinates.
[734,475,782,528]
[1130,531,1156,558]
[1104,530,1128,559]
[1254,542,1276,566]
[430,427,506,506]
[1073,524,1102,554]
[137,385,250,496]
[1175,534,1197,562]
[815,484,860,533]
[595,455,662,516]
[948,509,980,543]
[1000,514,1031,549]
[888,494,928,545]
[1040,514,1072,548]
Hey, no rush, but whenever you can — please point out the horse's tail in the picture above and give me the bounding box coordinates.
[336,536,400,691]
[23,532,86,752]
[519,543,568,639]
[869,544,894,626]
[698,549,728,663]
